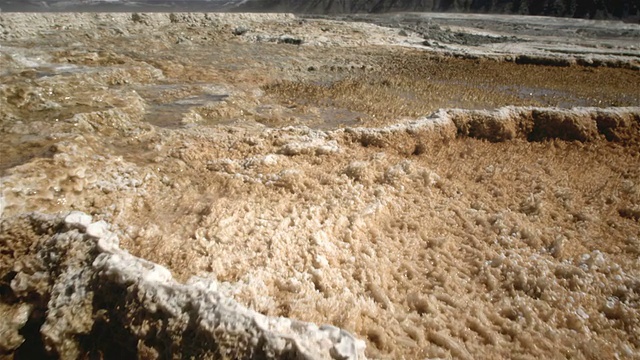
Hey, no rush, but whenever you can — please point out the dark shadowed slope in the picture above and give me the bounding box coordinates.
[1,0,639,20]
[244,0,639,19]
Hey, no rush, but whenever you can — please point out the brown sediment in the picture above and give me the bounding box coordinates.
[4,104,639,359]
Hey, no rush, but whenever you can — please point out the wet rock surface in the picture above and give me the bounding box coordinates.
[1,12,640,359]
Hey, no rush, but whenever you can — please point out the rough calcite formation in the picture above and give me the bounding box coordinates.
[1,11,639,359]
[0,212,366,359]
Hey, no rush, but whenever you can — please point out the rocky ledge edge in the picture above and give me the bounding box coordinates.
[0,211,366,359]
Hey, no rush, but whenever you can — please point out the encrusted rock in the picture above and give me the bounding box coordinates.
[0,212,367,359]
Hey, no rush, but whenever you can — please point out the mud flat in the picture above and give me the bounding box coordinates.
[1,12,640,359]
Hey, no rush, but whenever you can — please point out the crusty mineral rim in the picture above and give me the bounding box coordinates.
[87,211,368,360]
[335,106,640,152]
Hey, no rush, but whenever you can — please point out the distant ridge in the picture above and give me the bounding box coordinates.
[0,0,246,12]
[242,0,639,20]
[1,0,638,20]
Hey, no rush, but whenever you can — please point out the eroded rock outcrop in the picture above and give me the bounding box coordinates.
[0,212,366,359]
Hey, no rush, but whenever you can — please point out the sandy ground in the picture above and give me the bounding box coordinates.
[1,12,640,359]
